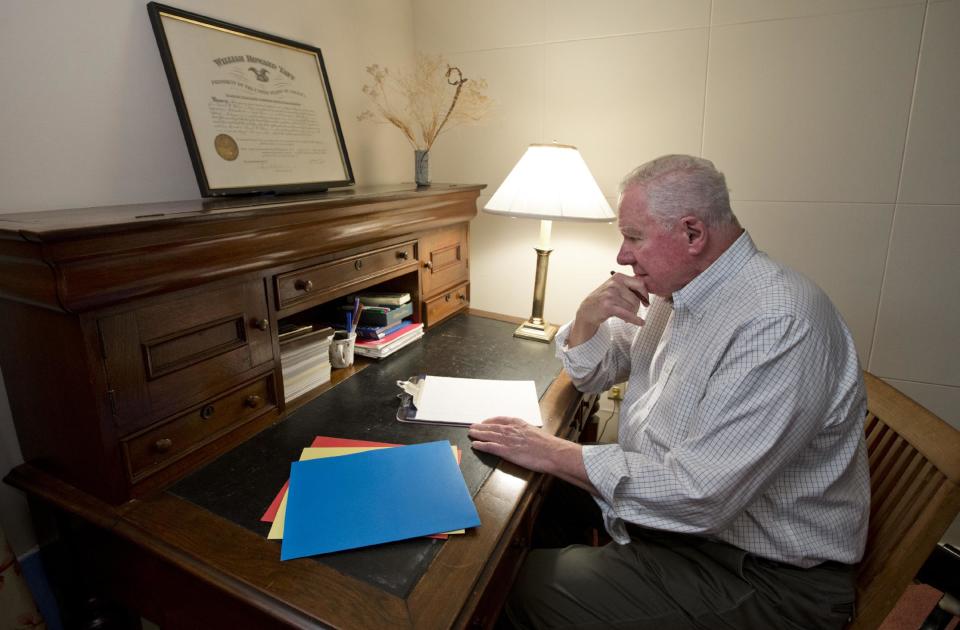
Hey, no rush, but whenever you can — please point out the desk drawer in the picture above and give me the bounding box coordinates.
[424,282,468,327]
[276,241,417,310]
[123,375,276,482]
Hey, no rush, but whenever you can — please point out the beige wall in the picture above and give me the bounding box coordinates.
[416,0,960,544]
[1,0,958,553]
[416,0,959,429]
[0,0,415,555]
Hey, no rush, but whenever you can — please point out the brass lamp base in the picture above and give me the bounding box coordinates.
[514,318,558,343]
[515,244,558,343]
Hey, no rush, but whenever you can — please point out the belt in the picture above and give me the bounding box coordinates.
[754,554,857,574]
[624,524,857,574]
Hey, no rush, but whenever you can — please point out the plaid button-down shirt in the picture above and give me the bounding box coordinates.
[557,232,870,567]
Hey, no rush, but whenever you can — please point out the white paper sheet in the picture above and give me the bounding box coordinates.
[413,376,543,426]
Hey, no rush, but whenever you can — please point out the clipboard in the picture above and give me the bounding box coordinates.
[397,374,431,425]
[396,375,543,426]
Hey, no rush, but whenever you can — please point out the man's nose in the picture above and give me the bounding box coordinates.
[616,245,633,266]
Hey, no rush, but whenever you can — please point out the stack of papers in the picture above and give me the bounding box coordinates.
[279,326,335,402]
[261,436,480,560]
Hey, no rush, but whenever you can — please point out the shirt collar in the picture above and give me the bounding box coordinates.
[671,231,756,318]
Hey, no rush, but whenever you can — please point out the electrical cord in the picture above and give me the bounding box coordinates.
[597,399,620,443]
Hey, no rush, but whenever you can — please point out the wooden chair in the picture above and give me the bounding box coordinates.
[850,373,960,629]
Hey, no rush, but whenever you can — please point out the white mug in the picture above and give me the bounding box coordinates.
[330,331,357,368]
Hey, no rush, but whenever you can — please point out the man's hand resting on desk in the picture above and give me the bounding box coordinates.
[468,417,597,495]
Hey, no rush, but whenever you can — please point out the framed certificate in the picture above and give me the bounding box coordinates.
[147,3,354,196]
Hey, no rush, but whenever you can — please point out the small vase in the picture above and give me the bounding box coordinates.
[414,150,430,187]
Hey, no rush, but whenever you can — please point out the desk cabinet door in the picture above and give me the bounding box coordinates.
[98,279,274,435]
[420,224,468,298]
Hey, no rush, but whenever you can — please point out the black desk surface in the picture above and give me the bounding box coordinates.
[171,313,562,597]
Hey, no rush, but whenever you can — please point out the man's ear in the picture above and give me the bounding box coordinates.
[681,216,707,254]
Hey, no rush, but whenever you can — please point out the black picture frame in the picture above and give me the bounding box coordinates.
[147,3,354,196]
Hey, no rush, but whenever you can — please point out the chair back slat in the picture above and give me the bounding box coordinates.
[868,462,943,564]
[870,446,925,531]
[869,433,910,499]
[865,421,896,479]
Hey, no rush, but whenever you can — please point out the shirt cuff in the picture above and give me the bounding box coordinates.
[555,319,613,378]
[582,443,632,544]
[582,443,623,505]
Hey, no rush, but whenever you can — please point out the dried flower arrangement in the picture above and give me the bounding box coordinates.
[358,54,490,153]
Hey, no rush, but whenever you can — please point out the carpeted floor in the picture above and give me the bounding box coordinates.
[879,584,959,630]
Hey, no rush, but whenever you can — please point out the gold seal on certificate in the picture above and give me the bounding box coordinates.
[214,134,239,161]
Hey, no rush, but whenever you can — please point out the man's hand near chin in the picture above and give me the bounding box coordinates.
[567,272,649,348]
[468,417,597,494]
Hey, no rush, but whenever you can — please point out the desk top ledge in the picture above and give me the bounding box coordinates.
[0,184,486,241]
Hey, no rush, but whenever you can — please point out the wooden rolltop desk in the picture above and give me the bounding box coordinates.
[0,184,482,504]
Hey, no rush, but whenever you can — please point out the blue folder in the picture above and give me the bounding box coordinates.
[281,440,481,560]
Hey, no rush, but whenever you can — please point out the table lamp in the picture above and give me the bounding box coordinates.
[484,143,614,342]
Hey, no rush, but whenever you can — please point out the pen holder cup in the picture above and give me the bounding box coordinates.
[330,331,357,368]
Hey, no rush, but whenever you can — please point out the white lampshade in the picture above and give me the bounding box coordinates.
[483,143,614,221]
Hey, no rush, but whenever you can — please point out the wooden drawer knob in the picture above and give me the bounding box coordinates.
[244,395,262,409]
[354,259,363,270]
[294,279,313,292]
[252,318,269,331]
[423,260,433,270]
[154,438,173,453]
[200,404,216,420]
[396,250,409,260]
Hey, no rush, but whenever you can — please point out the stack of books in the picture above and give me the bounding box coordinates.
[342,292,424,359]
[353,292,412,308]
[342,293,414,329]
[279,324,335,402]
[354,321,424,359]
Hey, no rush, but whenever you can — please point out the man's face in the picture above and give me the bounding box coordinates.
[616,185,697,297]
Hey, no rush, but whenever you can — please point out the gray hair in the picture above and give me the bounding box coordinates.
[619,154,737,228]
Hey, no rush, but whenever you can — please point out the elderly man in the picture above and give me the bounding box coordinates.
[469,155,869,629]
